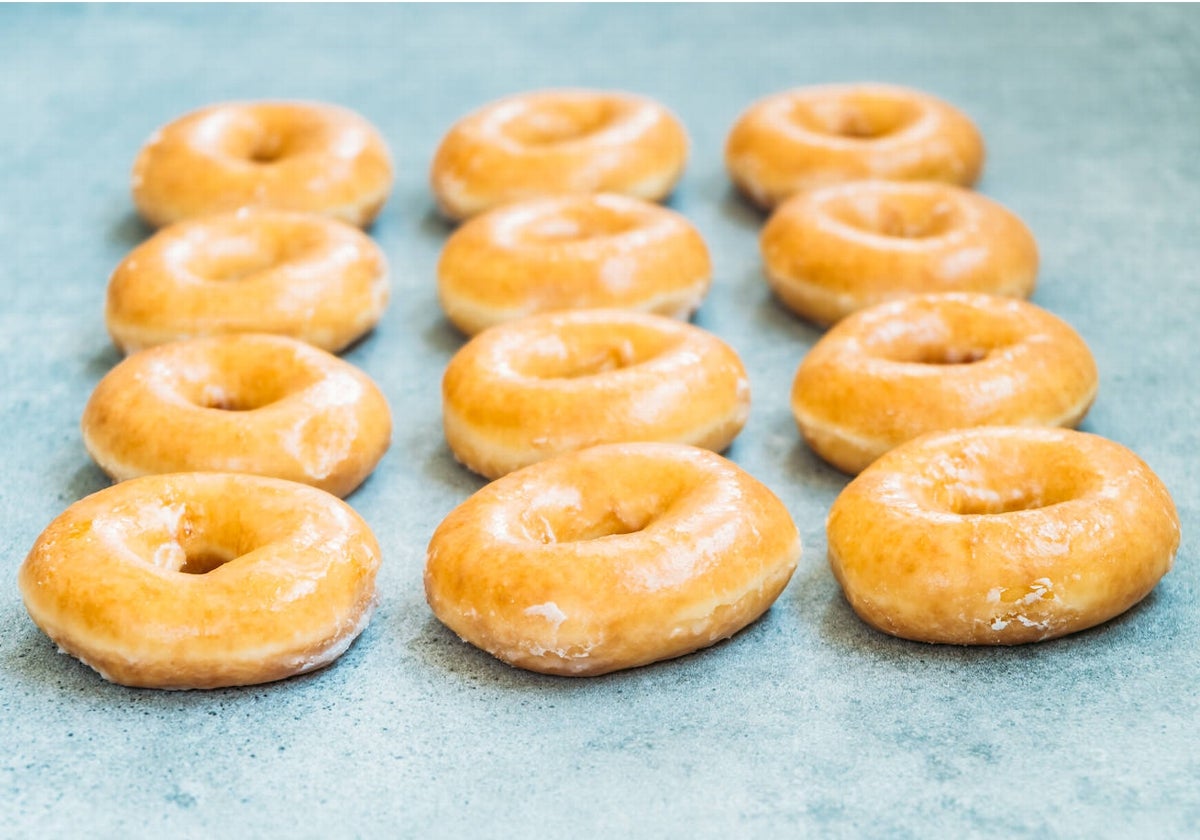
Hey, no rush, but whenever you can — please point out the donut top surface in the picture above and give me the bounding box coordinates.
[761,180,1038,324]
[425,442,801,675]
[726,83,985,207]
[459,192,697,256]
[789,293,1099,475]
[132,100,394,228]
[106,209,390,353]
[18,472,382,689]
[81,333,393,497]
[437,193,711,333]
[826,427,1181,645]
[441,309,751,478]
[431,89,689,219]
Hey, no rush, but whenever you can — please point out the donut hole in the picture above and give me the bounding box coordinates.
[247,133,288,164]
[191,246,282,283]
[948,481,1080,516]
[177,355,320,412]
[196,384,287,412]
[185,226,326,282]
[215,110,318,165]
[540,504,660,543]
[792,94,920,140]
[518,472,696,544]
[925,440,1102,516]
[521,204,641,244]
[886,342,990,365]
[505,99,618,146]
[517,327,676,380]
[827,192,958,239]
[862,302,1023,366]
[178,545,238,575]
[138,511,248,575]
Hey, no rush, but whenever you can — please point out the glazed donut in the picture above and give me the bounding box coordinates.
[761,180,1038,325]
[726,83,984,209]
[792,293,1098,474]
[106,210,390,354]
[19,472,382,689]
[82,334,392,498]
[132,101,393,228]
[437,193,711,335]
[431,89,689,220]
[826,427,1180,645]
[442,310,750,479]
[425,442,801,676]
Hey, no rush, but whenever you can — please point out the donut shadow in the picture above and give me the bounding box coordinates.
[6,609,370,702]
[660,176,698,213]
[421,316,467,358]
[409,615,559,689]
[65,461,112,502]
[750,283,825,347]
[420,206,457,240]
[408,607,783,692]
[341,461,391,506]
[3,621,114,695]
[817,580,1166,666]
[718,184,770,233]
[420,438,489,497]
[785,438,850,496]
[108,211,153,250]
[335,325,382,360]
[85,342,123,380]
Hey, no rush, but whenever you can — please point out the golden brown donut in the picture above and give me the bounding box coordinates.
[792,294,1098,474]
[442,310,750,479]
[106,210,390,354]
[132,101,393,228]
[82,334,392,497]
[425,442,801,675]
[430,89,689,220]
[826,427,1181,645]
[437,193,711,335]
[761,180,1038,325]
[19,472,382,689]
[726,83,985,209]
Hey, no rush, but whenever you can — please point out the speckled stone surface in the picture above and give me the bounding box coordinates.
[2,4,1197,836]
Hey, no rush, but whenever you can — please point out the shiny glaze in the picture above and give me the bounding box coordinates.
[827,427,1180,645]
[18,473,382,689]
[762,180,1038,325]
[132,101,393,228]
[437,193,711,335]
[726,83,985,209]
[792,293,1098,473]
[425,443,801,675]
[106,209,390,353]
[430,89,689,220]
[442,310,751,479]
[82,334,392,497]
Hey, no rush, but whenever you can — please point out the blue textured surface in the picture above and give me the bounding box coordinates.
[2,4,1197,836]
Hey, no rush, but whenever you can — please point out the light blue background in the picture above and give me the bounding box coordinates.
[2,4,1197,836]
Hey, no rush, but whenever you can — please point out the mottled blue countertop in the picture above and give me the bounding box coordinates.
[2,4,1197,836]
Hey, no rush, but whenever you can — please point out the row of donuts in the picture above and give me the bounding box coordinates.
[21,105,408,688]
[419,93,800,674]
[716,88,1180,643]
[720,88,1179,642]
[100,102,401,495]
[19,85,1182,688]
